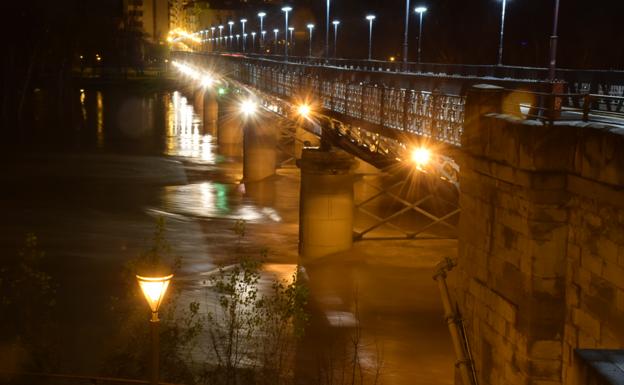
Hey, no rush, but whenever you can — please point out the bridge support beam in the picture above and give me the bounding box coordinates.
[294,125,320,159]
[217,96,243,155]
[203,90,218,135]
[243,116,278,182]
[298,148,357,259]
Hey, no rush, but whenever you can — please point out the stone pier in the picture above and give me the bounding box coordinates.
[243,113,278,182]
[455,85,624,385]
[217,95,243,156]
[298,148,357,259]
[203,89,218,135]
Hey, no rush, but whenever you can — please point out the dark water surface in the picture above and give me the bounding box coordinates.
[1,85,454,384]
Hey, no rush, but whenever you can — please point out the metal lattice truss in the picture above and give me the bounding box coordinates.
[353,172,460,240]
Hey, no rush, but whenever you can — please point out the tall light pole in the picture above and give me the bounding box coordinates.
[228,21,234,50]
[498,0,507,65]
[307,24,315,57]
[236,34,240,51]
[548,0,561,81]
[257,12,266,48]
[252,31,257,51]
[273,28,279,52]
[288,27,294,52]
[366,15,376,61]
[282,6,292,59]
[210,26,216,51]
[241,19,247,52]
[402,0,411,66]
[218,25,223,49]
[137,273,173,385]
[332,20,340,58]
[415,6,427,64]
[262,30,267,51]
[325,0,330,58]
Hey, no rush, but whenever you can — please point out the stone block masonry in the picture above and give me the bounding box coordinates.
[455,85,624,385]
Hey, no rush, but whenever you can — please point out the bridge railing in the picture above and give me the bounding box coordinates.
[228,56,466,147]
[236,52,624,86]
[501,89,624,126]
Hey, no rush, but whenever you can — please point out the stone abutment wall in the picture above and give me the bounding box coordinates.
[455,85,624,385]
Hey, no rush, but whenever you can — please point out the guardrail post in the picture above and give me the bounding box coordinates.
[431,88,441,140]
[582,94,591,122]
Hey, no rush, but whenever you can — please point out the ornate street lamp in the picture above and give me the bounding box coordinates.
[136,273,173,385]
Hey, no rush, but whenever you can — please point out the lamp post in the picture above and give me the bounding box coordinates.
[236,34,240,51]
[228,21,234,50]
[210,26,216,51]
[257,12,266,47]
[325,0,330,58]
[288,27,294,53]
[332,20,340,58]
[307,24,315,57]
[240,19,247,52]
[218,25,223,49]
[366,15,376,61]
[273,28,279,52]
[262,30,267,51]
[281,6,292,59]
[402,0,410,66]
[136,273,173,385]
[415,6,427,64]
[252,31,257,51]
[498,0,507,65]
[548,0,561,81]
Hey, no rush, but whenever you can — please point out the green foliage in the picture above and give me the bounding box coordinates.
[200,250,308,385]
[0,233,57,371]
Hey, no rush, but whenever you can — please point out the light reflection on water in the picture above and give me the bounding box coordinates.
[165,91,215,163]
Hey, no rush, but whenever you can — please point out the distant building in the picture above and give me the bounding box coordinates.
[123,0,169,43]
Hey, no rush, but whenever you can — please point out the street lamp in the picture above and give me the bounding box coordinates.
[228,20,234,50]
[288,27,294,50]
[262,30,267,51]
[236,34,240,51]
[332,20,340,58]
[307,24,315,57]
[402,0,411,66]
[498,0,508,66]
[366,15,376,61]
[240,19,247,52]
[548,0,561,81]
[281,6,292,58]
[218,25,224,49]
[210,27,215,50]
[243,33,248,51]
[258,12,266,47]
[414,6,427,64]
[136,273,173,385]
[325,0,330,58]
[273,28,279,52]
[252,31,257,51]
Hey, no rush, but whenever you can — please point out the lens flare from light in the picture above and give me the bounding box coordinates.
[297,104,311,117]
[201,75,213,87]
[411,147,431,168]
[240,100,257,115]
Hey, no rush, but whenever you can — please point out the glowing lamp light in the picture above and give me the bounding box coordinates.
[297,104,311,117]
[240,100,257,115]
[201,75,213,87]
[415,6,428,13]
[411,147,431,168]
[136,274,173,317]
[218,87,226,95]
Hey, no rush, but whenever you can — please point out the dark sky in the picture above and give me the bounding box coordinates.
[266,0,624,68]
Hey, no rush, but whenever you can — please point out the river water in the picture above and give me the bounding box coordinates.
[1,84,455,384]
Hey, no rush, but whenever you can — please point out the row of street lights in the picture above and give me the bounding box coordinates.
[191,0,561,76]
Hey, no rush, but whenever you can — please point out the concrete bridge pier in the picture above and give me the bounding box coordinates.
[298,148,358,259]
[216,96,243,156]
[242,113,278,182]
[203,90,218,135]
